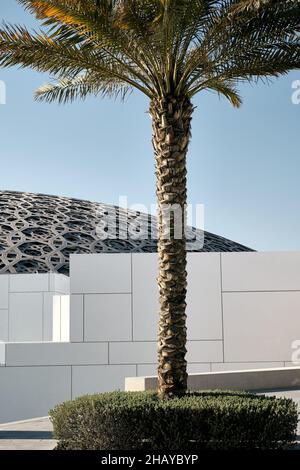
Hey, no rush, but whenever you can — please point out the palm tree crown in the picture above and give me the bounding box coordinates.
[0,0,299,105]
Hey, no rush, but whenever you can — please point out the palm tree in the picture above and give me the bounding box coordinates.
[0,0,299,398]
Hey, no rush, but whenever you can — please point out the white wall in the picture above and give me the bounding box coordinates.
[1,251,300,423]
[0,273,70,342]
[52,295,70,342]
[0,341,136,423]
[70,252,300,373]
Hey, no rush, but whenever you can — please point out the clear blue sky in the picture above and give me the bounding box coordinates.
[0,0,299,251]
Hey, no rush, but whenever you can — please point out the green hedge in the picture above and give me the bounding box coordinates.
[50,390,298,450]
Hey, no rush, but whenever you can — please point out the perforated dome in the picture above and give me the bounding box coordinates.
[0,190,253,275]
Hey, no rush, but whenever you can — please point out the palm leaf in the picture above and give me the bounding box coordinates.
[35,72,130,103]
[0,0,298,104]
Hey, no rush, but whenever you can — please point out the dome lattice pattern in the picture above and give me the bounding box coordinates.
[0,191,253,275]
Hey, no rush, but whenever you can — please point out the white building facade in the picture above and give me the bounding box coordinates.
[1,251,300,423]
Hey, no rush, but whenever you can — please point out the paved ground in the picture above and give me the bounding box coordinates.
[0,389,300,450]
[0,416,56,450]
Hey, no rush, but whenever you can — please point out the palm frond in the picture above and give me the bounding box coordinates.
[0,0,298,104]
[178,0,300,96]
[229,0,300,16]
[35,72,130,103]
[0,23,153,96]
[17,0,163,92]
[196,79,242,107]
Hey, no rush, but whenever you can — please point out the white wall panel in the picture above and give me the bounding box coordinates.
[223,291,300,362]
[49,274,70,294]
[0,310,8,342]
[70,295,83,342]
[9,293,43,342]
[221,251,300,292]
[132,254,158,341]
[0,366,71,423]
[4,342,108,366]
[72,364,136,397]
[0,273,70,343]
[84,294,132,342]
[70,254,131,294]
[186,253,222,340]
[186,340,223,363]
[109,341,156,364]
[52,296,62,342]
[9,273,49,293]
[43,293,55,342]
[0,342,5,366]
[60,296,70,342]
[136,364,157,376]
[187,363,211,373]
[0,276,9,309]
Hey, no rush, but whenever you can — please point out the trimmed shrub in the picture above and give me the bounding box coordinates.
[50,390,298,450]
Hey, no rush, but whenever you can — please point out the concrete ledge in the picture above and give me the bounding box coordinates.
[125,366,300,392]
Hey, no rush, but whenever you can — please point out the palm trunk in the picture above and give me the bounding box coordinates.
[150,95,193,398]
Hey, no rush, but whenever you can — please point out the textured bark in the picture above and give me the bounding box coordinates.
[150,95,193,398]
